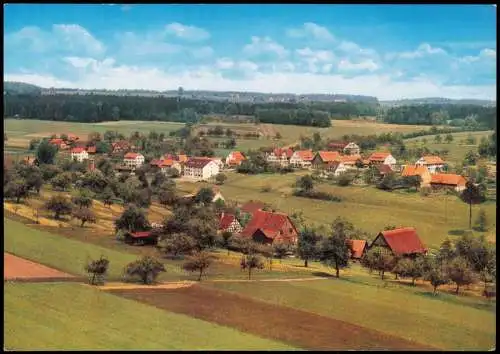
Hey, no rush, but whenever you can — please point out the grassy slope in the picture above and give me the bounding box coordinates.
[205,279,496,350]
[177,172,497,248]
[4,283,295,350]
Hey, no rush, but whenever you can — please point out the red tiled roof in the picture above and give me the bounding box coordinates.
[348,239,367,259]
[341,154,362,165]
[49,138,64,145]
[228,151,246,163]
[240,210,296,239]
[87,146,96,153]
[328,142,348,149]
[273,148,294,158]
[420,155,445,165]
[71,147,86,153]
[124,152,143,159]
[317,151,341,162]
[185,157,213,168]
[376,164,393,174]
[430,173,467,186]
[129,231,153,238]
[240,201,266,214]
[401,165,429,177]
[369,152,391,161]
[294,150,314,161]
[177,154,188,163]
[219,213,237,230]
[378,227,427,256]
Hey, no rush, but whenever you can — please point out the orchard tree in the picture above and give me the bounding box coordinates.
[215,173,227,185]
[194,187,214,205]
[273,242,288,263]
[85,256,109,285]
[182,251,216,281]
[102,188,115,208]
[424,258,450,295]
[220,231,233,255]
[463,150,478,166]
[437,238,456,266]
[447,256,476,295]
[240,254,265,280]
[72,207,97,227]
[51,172,73,191]
[296,175,314,192]
[71,188,94,209]
[45,195,73,219]
[297,226,322,268]
[4,178,29,203]
[151,171,167,190]
[157,233,196,259]
[473,209,488,232]
[445,134,454,144]
[124,256,166,285]
[319,217,353,278]
[115,204,150,232]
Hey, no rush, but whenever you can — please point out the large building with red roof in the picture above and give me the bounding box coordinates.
[123,152,145,168]
[370,227,427,257]
[240,210,299,246]
[218,213,243,233]
[368,152,396,166]
[415,155,446,174]
[290,150,314,169]
[266,148,294,167]
[430,173,467,192]
[311,151,342,169]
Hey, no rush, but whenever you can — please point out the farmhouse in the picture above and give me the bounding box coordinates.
[375,164,394,177]
[368,152,396,166]
[124,231,159,246]
[343,142,361,155]
[370,227,427,257]
[240,200,266,216]
[123,152,145,168]
[240,210,299,246]
[266,148,294,167]
[430,173,467,192]
[325,161,348,176]
[415,155,446,174]
[226,151,246,166]
[340,154,362,169]
[327,141,348,152]
[312,151,341,169]
[49,138,68,150]
[183,157,220,181]
[70,147,89,162]
[150,158,182,174]
[290,150,314,169]
[401,165,432,186]
[111,140,133,153]
[219,212,243,233]
[347,239,367,260]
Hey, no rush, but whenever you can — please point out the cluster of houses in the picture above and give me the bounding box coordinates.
[45,133,468,191]
[124,191,428,261]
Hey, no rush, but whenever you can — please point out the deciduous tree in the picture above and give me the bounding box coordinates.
[447,256,476,295]
[460,180,486,229]
[72,207,97,227]
[182,251,216,281]
[115,204,150,232]
[124,256,166,285]
[45,195,73,219]
[297,226,322,268]
[85,256,109,285]
[36,140,58,164]
[240,254,265,280]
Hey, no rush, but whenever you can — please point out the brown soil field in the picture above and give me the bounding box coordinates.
[109,285,434,350]
[4,253,75,280]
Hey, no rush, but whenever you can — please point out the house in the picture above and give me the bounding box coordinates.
[70,147,89,162]
[49,138,68,150]
[219,212,243,233]
[327,141,348,152]
[401,165,432,186]
[225,151,246,167]
[240,210,299,246]
[368,152,396,166]
[111,140,132,153]
[370,227,427,257]
[183,157,220,181]
[123,152,145,168]
[375,164,394,178]
[415,155,446,174]
[343,142,361,155]
[325,161,348,176]
[150,158,182,174]
[289,150,314,169]
[312,151,341,169]
[210,157,225,170]
[340,154,363,169]
[124,231,159,246]
[347,239,367,260]
[177,154,189,164]
[240,200,266,216]
[266,148,294,167]
[430,173,467,192]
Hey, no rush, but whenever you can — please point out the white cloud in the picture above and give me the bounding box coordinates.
[338,59,379,72]
[243,36,289,59]
[5,58,495,100]
[392,43,447,59]
[458,48,496,64]
[296,47,335,62]
[480,48,496,58]
[286,22,334,42]
[337,40,378,58]
[5,24,105,56]
[118,31,182,56]
[216,58,235,70]
[191,46,215,58]
[164,22,210,41]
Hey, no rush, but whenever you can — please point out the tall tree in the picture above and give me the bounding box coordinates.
[460,180,486,229]
[297,226,322,267]
[36,140,58,164]
[182,251,217,281]
[319,217,353,278]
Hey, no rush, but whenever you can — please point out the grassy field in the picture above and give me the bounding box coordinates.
[204,279,496,350]
[177,172,497,248]
[4,283,294,350]
[404,130,494,166]
[4,118,435,157]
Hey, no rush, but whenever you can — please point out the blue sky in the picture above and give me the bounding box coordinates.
[3,4,497,100]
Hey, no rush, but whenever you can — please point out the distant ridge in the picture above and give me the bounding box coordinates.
[380,97,496,107]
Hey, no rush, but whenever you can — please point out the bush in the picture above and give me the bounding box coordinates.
[293,189,342,202]
[337,173,355,187]
[419,186,432,197]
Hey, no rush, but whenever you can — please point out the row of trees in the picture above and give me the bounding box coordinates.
[5,94,381,127]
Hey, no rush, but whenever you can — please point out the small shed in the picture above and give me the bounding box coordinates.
[124,231,159,246]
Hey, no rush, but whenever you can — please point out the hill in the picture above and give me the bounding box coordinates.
[4,82,42,96]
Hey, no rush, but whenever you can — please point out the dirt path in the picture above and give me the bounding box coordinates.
[208,277,329,283]
[94,281,196,290]
[4,253,75,281]
[110,285,434,350]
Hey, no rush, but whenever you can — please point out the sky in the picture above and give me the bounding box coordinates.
[3,4,497,100]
